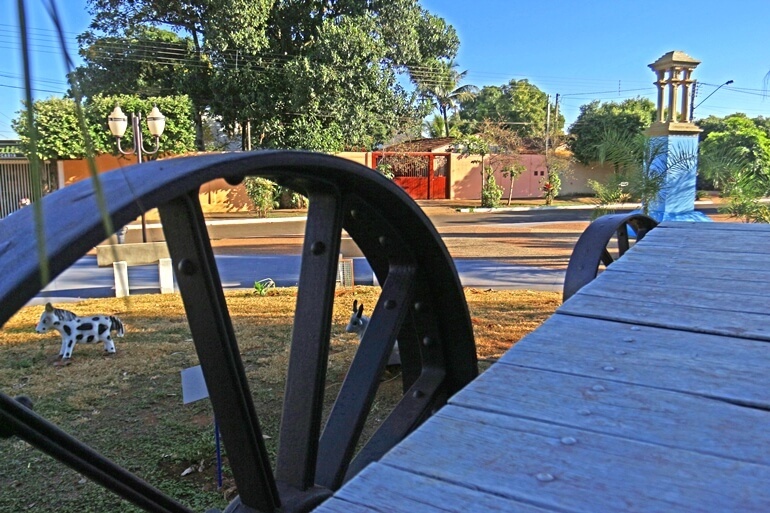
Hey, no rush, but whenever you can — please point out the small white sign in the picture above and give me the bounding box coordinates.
[181,365,209,404]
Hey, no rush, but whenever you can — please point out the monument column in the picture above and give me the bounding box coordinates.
[645,51,710,222]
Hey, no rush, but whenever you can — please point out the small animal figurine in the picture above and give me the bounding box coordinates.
[345,300,400,366]
[35,302,124,361]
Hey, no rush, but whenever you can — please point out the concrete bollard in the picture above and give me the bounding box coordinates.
[113,261,130,297]
[159,258,174,294]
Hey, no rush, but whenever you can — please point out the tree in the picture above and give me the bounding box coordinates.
[700,115,770,184]
[84,0,273,150]
[215,14,428,151]
[84,1,460,152]
[416,59,478,137]
[568,97,656,165]
[72,26,212,151]
[456,133,504,208]
[475,121,525,205]
[423,114,462,138]
[459,79,562,139]
[73,27,196,99]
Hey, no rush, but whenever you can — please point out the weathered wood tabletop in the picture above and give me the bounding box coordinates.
[314,221,770,512]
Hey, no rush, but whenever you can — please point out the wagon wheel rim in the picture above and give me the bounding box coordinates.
[563,213,658,301]
[0,151,478,513]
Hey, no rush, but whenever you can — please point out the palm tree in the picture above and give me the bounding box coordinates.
[418,60,478,138]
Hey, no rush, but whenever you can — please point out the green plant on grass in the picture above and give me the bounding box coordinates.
[253,278,276,296]
[718,170,770,223]
[588,174,633,218]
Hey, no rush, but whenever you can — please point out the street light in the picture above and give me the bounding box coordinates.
[690,80,734,120]
[107,104,166,242]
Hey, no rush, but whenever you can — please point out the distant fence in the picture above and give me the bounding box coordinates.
[0,145,59,218]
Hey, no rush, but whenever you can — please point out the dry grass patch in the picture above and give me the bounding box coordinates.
[0,287,560,512]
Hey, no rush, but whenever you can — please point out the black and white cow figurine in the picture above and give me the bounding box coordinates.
[35,302,125,360]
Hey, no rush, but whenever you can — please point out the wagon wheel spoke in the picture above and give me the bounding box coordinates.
[600,248,614,266]
[276,191,345,495]
[564,213,658,301]
[315,265,416,489]
[344,367,446,484]
[616,223,630,256]
[158,191,280,512]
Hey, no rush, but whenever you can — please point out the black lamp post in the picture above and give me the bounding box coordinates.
[107,105,166,242]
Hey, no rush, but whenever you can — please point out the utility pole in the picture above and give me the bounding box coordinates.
[689,82,699,121]
[554,93,560,131]
[545,94,551,157]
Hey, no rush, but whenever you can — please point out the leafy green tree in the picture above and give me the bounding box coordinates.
[699,115,770,222]
[719,169,770,223]
[696,114,730,142]
[459,79,562,139]
[84,0,272,150]
[83,1,459,151]
[700,115,770,181]
[244,177,276,218]
[423,114,462,138]
[752,115,770,139]
[218,14,426,151]
[568,97,656,165]
[12,98,86,161]
[416,59,478,138]
[72,27,198,99]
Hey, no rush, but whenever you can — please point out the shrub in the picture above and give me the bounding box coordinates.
[480,168,503,208]
[542,172,561,206]
[244,177,276,218]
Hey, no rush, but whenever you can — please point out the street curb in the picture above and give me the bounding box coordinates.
[457,200,714,214]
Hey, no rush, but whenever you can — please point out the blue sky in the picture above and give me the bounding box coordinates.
[2,0,769,139]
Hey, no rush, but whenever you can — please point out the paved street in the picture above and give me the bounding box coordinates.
[33,201,721,305]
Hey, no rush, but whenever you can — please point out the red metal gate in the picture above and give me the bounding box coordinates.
[372,152,449,200]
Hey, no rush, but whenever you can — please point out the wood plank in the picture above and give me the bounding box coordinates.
[379,405,770,513]
[595,264,770,296]
[659,221,770,233]
[573,273,770,315]
[641,224,770,249]
[558,292,770,341]
[449,363,770,465]
[498,315,770,406]
[313,498,377,513]
[315,463,554,513]
[613,244,770,272]
[606,248,770,278]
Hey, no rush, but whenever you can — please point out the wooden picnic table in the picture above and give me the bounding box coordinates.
[315,221,770,512]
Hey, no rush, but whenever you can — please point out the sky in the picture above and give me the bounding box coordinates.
[1,0,770,139]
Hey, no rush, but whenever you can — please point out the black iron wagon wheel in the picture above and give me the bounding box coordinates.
[0,151,478,513]
[563,212,658,301]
